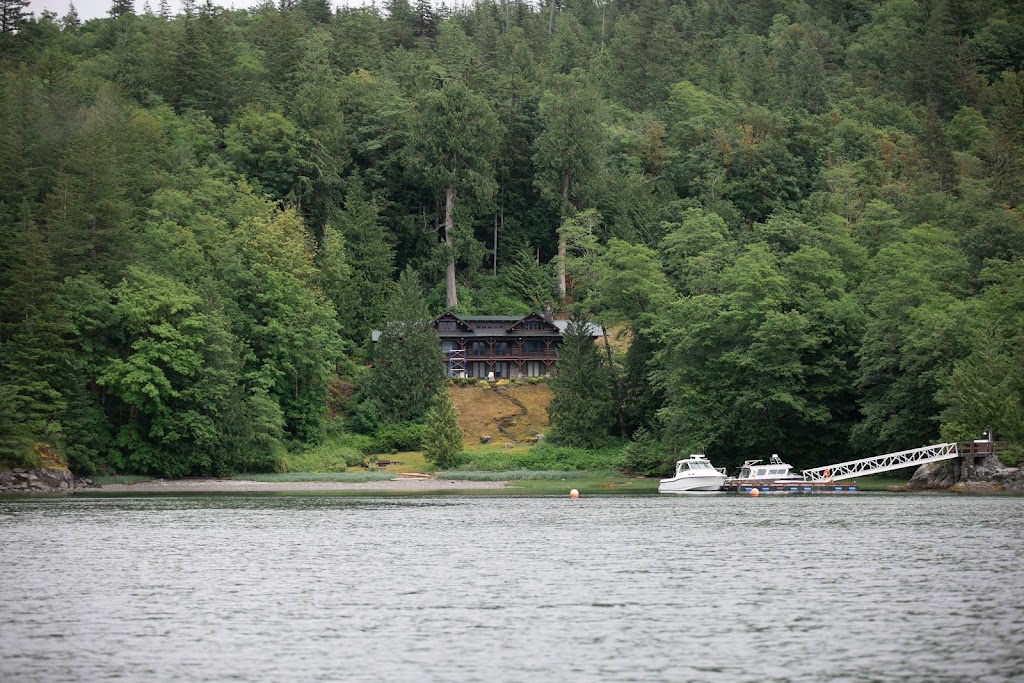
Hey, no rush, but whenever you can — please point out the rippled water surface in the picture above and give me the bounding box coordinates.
[1,493,1022,682]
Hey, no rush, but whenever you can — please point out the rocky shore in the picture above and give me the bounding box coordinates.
[0,468,96,494]
[907,454,1024,492]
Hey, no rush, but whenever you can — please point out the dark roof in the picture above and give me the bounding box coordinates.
[372,313,603,341]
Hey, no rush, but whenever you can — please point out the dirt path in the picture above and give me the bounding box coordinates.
[494,388,529,443]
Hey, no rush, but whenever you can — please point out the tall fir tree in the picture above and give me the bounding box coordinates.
[0,206,69,465]
[547,317,613,448]
[422,389,463,469]
[367,267,445,424]
[407,81,503,309]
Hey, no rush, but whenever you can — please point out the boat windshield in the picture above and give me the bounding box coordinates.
[689,461,714,470]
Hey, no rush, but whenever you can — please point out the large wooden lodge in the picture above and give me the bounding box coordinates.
[433,311,601,379]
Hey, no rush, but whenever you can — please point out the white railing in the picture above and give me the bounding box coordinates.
[802,443,960,481]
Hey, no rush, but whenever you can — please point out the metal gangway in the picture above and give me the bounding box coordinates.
[801,443,960,482]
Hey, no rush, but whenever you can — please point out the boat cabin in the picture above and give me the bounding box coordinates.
[736,454,802,480]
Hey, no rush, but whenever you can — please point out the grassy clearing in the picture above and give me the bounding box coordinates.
[459,442,628,472]
[450,383,553,448]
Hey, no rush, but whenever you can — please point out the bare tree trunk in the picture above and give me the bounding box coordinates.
[548,0,555,34]
[557,170,571,300]
[493,213,498,276]
[602,327,627,438]
[445,185,458,309]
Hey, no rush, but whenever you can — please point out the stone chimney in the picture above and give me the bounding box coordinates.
[544,302,553,322]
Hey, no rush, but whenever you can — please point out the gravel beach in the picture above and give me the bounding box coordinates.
[92,477,509,493]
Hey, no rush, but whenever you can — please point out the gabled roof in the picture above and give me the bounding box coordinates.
[508,312,560,334]
[433,311,474,332]
[416,311,604,339]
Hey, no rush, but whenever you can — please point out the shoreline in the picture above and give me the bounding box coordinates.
[86,477,510,494]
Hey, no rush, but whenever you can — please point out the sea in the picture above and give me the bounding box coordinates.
[1,492,1022,682]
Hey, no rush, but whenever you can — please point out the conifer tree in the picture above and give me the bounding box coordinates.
[422,389,463,469]
[62,1,81,30]
[547,317,613,448]
[0,206,69,465]
[367,267,445,423]
[109,0,135,19]
[0,0,29,54]
[332,179,395,343]
[408,81,503,309]
[534,75,603,300]
[0,0,29,35]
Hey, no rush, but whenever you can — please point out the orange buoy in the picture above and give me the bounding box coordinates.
[569,489,580,499]
[750,487,760,497]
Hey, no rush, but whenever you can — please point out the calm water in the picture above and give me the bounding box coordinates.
[1,492,1022,682]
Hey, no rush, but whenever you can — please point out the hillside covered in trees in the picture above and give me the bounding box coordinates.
[1,0,1023,476]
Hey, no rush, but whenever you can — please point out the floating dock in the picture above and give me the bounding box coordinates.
[720,481,858,494]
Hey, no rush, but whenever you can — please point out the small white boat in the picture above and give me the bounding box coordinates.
[658,454,727,493]
[730,454,804,483]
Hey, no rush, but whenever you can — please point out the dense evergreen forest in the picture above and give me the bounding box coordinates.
[2,0,1023,476]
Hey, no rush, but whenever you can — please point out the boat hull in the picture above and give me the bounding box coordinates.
[658,474,727,493]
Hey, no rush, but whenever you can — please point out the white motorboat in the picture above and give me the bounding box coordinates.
[729,454,804,483]
[658,454,728,493]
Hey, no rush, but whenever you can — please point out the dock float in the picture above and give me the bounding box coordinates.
[720,482,858,494]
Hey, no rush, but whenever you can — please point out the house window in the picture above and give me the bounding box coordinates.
[441,341,457,354]
[493,341,509,355]
[526,361,544,377]
[493,362,509,379]
[523,340,544,354]
[471,362,488,378]
[438,321,456,331]
[471,341,487,356]
[523,321,540,330]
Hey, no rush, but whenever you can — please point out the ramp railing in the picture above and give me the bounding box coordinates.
[802,443,960,481]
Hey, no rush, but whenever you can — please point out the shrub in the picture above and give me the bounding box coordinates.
[622,427,673,476]
[370,422,424,453]
[351,398,382,434]
[999,446,1023,467]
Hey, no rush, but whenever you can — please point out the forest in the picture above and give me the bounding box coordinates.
[1,0,1023,477]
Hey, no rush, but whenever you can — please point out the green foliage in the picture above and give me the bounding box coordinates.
[4,0,1024,478]
[421,391,464,469]
[370,421,425,454]
[458,442,627,472]
[622,427,672,477]
[547,317,614,448]
[283,433,366,473]
[365,267,445,424]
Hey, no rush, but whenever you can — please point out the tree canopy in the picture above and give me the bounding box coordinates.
[2,0,1023,474]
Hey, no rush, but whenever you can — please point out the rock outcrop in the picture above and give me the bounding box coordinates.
[0,468,90,493]
[908,454,1023,492]
[0,443,96,494]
